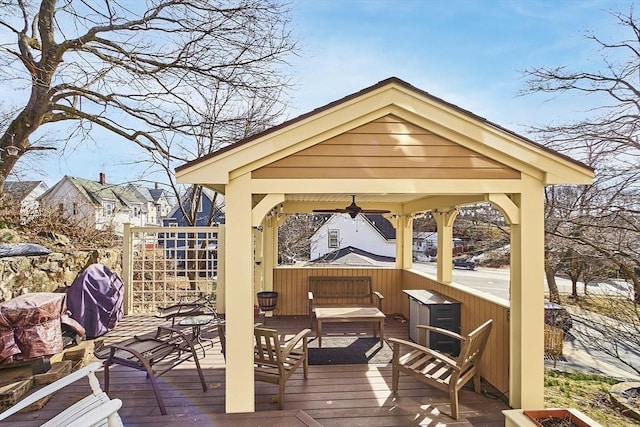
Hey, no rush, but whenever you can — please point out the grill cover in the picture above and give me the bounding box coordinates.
[0,293,66,364]
[66,264,124,339]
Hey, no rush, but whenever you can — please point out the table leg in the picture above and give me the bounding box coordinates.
[192,325,207,357]
[379,319,385,346]
[317,319,322,348]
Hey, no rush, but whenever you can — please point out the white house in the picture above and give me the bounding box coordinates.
[127,183,173,226]
[413,231,464,260]
[310,214,396,260]
[1,180,49,223]
[38,173,143,234]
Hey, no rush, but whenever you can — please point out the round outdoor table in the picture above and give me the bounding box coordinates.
[179,315,214,357]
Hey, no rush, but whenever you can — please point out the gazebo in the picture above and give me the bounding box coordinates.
[175,77,594,413]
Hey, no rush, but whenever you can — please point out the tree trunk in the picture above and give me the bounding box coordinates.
[546,267,561,303]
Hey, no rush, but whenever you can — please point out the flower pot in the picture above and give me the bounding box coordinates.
[503,408,602,427]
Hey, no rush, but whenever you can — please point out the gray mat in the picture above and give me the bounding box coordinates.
[307,336,393,365]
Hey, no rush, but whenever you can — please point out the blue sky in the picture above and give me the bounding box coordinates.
[15,0,629,187]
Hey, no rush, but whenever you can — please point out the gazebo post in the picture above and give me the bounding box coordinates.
[509,176,546,409]
[224,173,256,413]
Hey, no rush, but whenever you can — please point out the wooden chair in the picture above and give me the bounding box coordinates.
[388,319,493,420]
[0,361,123,427]
[94,326,207,415]
[254,326,311,409]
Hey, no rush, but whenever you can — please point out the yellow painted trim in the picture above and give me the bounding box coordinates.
[485,193,520,224]
[402,195,486,213]
[250,178,524,194]
[252,193,285,227]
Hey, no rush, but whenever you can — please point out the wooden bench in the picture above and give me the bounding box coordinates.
[308,276,385,347]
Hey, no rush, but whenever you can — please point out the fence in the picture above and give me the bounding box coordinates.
[123,224,222,314]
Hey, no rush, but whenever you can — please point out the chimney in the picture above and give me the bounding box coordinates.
[99,172,106,185]
[155,182,159,190]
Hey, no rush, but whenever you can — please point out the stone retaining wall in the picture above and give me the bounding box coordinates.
[0,249,122,302]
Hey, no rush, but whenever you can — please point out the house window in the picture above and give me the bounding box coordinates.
[72,202,78,216]
[133,206,140,218]
[105,203,113,215]
[58,203,64,215]
[328,229,339,248]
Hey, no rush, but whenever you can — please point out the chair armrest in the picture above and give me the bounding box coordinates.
[372,291,384,300]
[416,324,464,341]
[0,362,103,421]
[372,291,384,310]
[388,337,459,369]
[66,398,123,427]
[282,328,312,358]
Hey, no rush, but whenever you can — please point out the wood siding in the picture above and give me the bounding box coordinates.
[273,267,509,394]
[253,115,520,180]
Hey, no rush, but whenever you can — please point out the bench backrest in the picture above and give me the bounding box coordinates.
[308,276,373,305]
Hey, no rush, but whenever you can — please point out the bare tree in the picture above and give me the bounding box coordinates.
[0,0,296,187]
[523,4,640,300]
[523,4,640,372]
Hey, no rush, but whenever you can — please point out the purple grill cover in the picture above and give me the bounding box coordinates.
[66,264,124,339]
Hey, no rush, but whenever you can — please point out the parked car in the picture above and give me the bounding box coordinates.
[544,302,573,332]
[453,257,476,270]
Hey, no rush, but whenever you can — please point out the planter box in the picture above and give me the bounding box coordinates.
[503,408,602,427]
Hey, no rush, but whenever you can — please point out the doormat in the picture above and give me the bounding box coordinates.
[307,336,393,365]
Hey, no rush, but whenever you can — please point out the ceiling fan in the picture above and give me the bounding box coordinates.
[313,195,391,219]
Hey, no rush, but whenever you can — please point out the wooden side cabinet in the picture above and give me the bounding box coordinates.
[403,290,461,356]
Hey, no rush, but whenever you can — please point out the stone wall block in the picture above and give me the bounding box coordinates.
[0,249,122,302]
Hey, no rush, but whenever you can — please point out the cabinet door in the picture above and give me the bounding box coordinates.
[409,297,420,342]
[429,304,461,356]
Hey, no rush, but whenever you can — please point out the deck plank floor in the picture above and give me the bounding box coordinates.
[2,314,510,426]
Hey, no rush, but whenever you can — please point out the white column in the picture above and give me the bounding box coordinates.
[224,173,255,413]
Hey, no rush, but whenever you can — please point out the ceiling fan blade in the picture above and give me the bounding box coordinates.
[360,209,391,214]
[312,209,348,214]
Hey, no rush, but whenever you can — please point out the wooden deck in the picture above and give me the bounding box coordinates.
[2,314,510,426]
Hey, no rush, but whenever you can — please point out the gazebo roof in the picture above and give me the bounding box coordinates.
[176,77,594,209]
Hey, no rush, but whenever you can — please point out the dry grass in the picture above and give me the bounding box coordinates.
[546,295,640,426]
[544,370,636,426]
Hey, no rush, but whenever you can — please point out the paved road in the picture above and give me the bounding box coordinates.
[412,262,640,380]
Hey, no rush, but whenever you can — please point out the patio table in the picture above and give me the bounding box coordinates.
[179,315,214,357]
[315,306,385,348]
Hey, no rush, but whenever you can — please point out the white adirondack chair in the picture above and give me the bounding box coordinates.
[0,361,123,427]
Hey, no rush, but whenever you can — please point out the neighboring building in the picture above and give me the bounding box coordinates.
[127,183,173,226]
[38,173,143,234]
[413,231,464,260]
[162,187,225,227]
[1,180,48,223]
[160,187,225,277]
[310,214,396,260]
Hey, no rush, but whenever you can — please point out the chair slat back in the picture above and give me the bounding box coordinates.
[456,319,493,368]
[254,327,281,365]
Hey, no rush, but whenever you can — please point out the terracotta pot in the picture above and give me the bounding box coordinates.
[523,409,598,427]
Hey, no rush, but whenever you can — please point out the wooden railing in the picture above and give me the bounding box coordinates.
[273,267,509,394]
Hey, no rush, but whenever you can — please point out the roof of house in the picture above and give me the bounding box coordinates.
[309,245,395,266]
[2,181,47,201]
[41,176,141,210]
[362,214,396,240]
